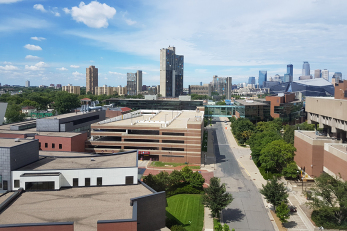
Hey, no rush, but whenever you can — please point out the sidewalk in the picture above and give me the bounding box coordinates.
[221,117,315,231]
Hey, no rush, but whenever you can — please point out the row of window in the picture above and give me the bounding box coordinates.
[39,142,63,149]
[13,176,134,190]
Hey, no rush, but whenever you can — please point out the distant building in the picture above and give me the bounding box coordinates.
[314,69,321,79]
[189,84,212,96]
[258,71,267,88]
[25,80,30,88]
[160,46,184,97]
[287,64,293,82]
[248,77,256,85]
[284,74,290,83]
[114,86,127,96]
[299,75,312,80]
[56,84,62,89]
[86,65,98,94]
[322,69,329,81]
[226,77,232,100]
[126,70,142,96]
[200,82,202,86]
[62,84,80,95]
[302,61,310,76]
[95,85,114,96]
[333,72,342,82]
[49,84,55,88]
[212,75,232,96]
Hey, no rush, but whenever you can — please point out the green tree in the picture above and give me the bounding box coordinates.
[308,173,347,228]
[231,118,255,144]
[216,101,226,105]
[282,161,299,179]
[276,201,290,223]
[214,222,223,231]
[5,104,25,123]
[259,140,296,173]
[53,91,80,114]
[283,125,296,145]
[260,177,288,210]
[223,223,230,231]
[203,177,233,218]
[256,119,282,133]
[247,130,282,166]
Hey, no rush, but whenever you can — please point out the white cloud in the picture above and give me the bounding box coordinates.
[64,1,116,28]
[33,4,46,12]
[0,0,21,3]
[31,37,46,41]
[54,12,60,17]
[125,18,136,26]
[25,62,47,71]
[109,71,125,75]
[24,44,42,51]
[72,71,83,76]
[25,55,40,60]
[0,65,18,71]
[70,65,80,68]
[0,18,50,32]
[3,61,12,64]
[57,67,68,71]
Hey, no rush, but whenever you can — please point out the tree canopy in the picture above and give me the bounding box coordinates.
[54,91,80,114]
[260,177,288,210]
[5,104,25,123]
[308,173,347,228]
[203,177,233,218]
[259,140,296,174]
[231,118,255,144]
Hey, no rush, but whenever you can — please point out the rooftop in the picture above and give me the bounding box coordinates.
[35,132,85,138]
[235,99,268,106]
[17,151,137,170]
[295,130,336,140]
[0,138,35,148]
[0,185,152,231]
[95,110,204,129]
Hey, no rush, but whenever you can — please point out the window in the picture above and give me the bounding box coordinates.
[25,182,54,191]
[14,180,20,188]
[97,177,102,186]
[85,178,90,186]
[3,181,8,190]
[39,142,41,148]
[59,144,62,149]
[73,178,78,187]
[45,143,48,148]
[125,176,133,185]
[52,143,55,149]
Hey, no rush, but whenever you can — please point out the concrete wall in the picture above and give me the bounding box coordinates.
[0,223,74,231]
[306,97,347,123]
[134,192,166,231]
[12,167,138,190]
[324,144,347,180]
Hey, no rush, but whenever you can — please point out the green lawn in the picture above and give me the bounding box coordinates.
[166,194,204,231]
[150,161,200,169]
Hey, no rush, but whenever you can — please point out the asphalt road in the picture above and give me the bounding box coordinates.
[212,118,275,231]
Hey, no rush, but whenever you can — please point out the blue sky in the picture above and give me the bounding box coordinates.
[1,0,347,87]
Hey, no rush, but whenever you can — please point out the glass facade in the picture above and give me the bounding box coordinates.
[204,105,240,117]
[248,77,256,85]
[259,71,267,88]
[302,62,310,76]
[287,64,293,82]
[127,73,137,95]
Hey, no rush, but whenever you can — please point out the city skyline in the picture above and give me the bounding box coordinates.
[1,0,347,87]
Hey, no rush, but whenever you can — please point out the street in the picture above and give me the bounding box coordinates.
[212,118,275,231]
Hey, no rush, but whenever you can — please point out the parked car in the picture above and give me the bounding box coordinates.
[289,205,297,212]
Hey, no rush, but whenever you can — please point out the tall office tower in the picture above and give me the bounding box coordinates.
[333,72,342,82]
[226,77,232,100]
[86,65,98,94]
[302,61,310,76]
[136,70,142,93]
[127,73,137,95]
[212,75,229,95]
[322,69,329,81]
[248,77,256,85]
[287,64,293,82]
[160,46,184,97]
[314,69,321,79]
[200,82,202,86]
[25,80,30,88]
[284,74,290,83]
[258,71,267,88]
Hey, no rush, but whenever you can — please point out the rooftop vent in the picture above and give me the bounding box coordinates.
[14,138,20,142]
[91,158,95,161]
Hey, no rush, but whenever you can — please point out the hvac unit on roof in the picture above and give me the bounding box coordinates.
[14,138,20,142]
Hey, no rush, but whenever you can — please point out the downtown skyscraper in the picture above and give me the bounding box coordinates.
[286,64,293,82]
[86,65,98,95]
[302,61,310,76]
[258,71,267,88]
[160,46,184,97]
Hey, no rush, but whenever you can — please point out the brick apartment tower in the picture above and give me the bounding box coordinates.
[86,65,98,95]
